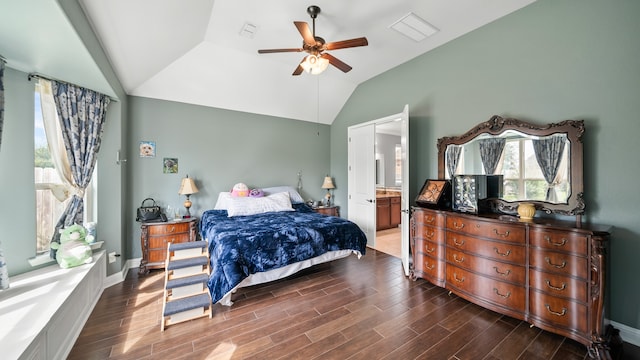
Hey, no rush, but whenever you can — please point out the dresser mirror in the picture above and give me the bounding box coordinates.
[437,116,585,216]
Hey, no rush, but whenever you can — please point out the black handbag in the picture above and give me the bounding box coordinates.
[136,198,165,222]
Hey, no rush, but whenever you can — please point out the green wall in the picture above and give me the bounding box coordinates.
[126,96,331,258]
[331,0,640,329]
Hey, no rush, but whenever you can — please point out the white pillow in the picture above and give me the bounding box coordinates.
[226,192,294,217]
[214,192,233,210]
[262,186,304,204]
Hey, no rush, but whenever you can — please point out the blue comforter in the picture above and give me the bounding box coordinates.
[199,203,367,304]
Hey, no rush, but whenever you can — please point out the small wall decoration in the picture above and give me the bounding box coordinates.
[163,158,178,174]
[139,141,156,158]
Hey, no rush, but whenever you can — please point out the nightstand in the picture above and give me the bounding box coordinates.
[313,205,340,217]
[139,218,198,274]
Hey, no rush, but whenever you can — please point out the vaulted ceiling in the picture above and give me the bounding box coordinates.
[1,0,536,124]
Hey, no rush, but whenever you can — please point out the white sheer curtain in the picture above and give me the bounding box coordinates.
[35,79,80,202]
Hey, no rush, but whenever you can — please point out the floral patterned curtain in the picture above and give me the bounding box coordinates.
[0,59,8,289]
[445,145,462,179]
[478,138,506,175]
[49,81,110,253]
[532,135,567,202]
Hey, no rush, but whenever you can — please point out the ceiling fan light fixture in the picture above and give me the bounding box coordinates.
[301,54,329,75]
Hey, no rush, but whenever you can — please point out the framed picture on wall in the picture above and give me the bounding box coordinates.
[139,141,156,158]
[163,158,178,174]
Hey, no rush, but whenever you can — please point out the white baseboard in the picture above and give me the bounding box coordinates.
[609,320,640,347]
[104,257,141,288]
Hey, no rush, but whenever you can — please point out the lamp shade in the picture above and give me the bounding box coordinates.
[321,176,335,189]
[178,175,199,195]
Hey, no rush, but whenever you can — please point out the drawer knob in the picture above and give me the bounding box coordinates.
[454,273,465,283]
[453,254,464,263]
[425,246,435,254]
[545,235,567,247]
[426,216,435,223]
[425,262,435,270]
[493,247,511,257]
[453,222,465,230]
[453,238,465,247]
[545,279,567,291]
[545,304,567,317]
[168,226,176,233]
[493,288,511,299]
[426,231,435,238]
[493,266,511,277]
[544,257,567,269]
[493,229,510,238]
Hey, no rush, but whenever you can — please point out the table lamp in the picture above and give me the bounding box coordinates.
[178,175,199,218]
[321,175,335,206]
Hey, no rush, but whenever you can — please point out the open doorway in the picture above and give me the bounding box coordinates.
[373,121,402,258]
[348,105,409,275]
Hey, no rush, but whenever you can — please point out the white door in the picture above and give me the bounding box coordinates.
[348,105,410,276]
[347,124,376,244]
[399,105,410,276]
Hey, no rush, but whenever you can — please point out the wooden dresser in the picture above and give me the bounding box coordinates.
[139,218,198,274]
[411,207,611,357]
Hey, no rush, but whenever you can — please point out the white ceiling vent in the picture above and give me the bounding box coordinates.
[239,22,257,38]
[389,12,438,42]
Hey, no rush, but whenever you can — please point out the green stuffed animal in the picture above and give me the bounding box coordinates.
[51,224,94,269]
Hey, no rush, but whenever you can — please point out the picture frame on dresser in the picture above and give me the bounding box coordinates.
[415,179,451,210]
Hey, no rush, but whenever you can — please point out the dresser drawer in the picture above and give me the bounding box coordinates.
[446,249,526,285]
[149,233,190,249]
[529,290,587,334]
[414,224,445,243]
[414,238,444,259]
[530,229,588,255]
[148,222,190,236]
[529,269,588,303]
[446,264,526,313]
[446,215,525,243]
[413,253,445,284]
[413,209,445,227]
[446,232,526,263]
[529,249,588,280]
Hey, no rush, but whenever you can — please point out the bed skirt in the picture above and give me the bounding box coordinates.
[218,249,361,306]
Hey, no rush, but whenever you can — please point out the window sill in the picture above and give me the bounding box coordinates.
[28,254,55,267]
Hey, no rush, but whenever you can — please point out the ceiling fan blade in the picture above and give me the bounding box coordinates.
[294,21,316,45]
[292,57,306,76]
[321,53,352,73]
[325,37,368,51]
[258,48,303,54]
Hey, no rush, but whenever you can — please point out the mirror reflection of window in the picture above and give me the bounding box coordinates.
[445,132,570,204]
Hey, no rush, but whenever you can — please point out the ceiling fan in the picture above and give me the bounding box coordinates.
[258,5,368,75]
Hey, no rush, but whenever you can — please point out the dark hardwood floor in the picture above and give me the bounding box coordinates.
[69,249,639,359]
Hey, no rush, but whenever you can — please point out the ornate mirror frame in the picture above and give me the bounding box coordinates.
[437,115,585,216]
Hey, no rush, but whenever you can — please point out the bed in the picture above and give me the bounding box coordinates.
[199,187,367,306]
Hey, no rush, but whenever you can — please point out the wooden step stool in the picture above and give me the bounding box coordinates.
[161,240,211,331]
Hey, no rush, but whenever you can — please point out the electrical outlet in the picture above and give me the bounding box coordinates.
[108,252,116,264]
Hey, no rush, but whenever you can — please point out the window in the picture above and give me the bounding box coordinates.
[394,144,402,186]
[501,138,568,202]
[34,90,97,254]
